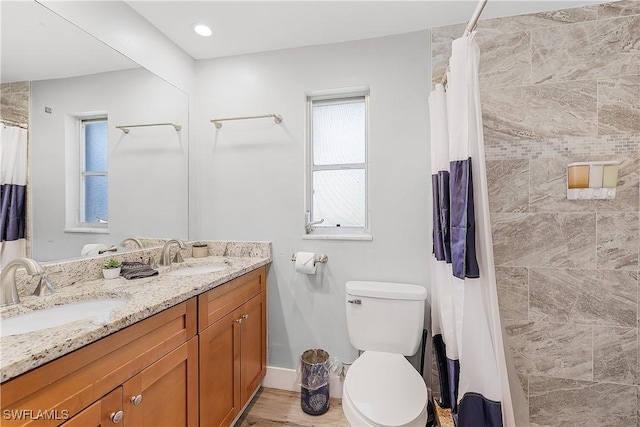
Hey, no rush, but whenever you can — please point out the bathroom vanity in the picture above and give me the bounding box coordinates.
[0,242,270,427]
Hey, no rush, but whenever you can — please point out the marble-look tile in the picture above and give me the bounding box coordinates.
[481,81,597,143]
[431,23,466,44]
[598,0,640,20]
[529,157,595,213]
[0,92,29,123]
[598,75,640,135]
[477,5,598,37]
[487,159,529,213]
[597,212,639,270]
[532,20,599,84]
[593,326,638,384]
[532,15,640,84]
[431,5,597,44]
[529,376,637,426]
[477,31,531,90]
[0,83,9,94]
[597,15,640,76]
[491,213,596,268]
[431,41,451,85]
[9,81,29,93]
[595,154,640,212]
[529,268,637,327]
[495,267,528,321]
[504,321,592,380]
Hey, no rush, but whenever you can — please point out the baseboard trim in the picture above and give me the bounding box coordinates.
[264,366,343,399]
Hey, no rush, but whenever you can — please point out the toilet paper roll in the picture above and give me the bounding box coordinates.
[295,252,317,274]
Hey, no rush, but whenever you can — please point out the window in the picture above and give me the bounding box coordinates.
[80,118,108,226]
[306,90,369,237]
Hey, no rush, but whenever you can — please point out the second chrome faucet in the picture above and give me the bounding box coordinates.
[159,239,186,266]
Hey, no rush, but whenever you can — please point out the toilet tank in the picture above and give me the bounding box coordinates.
[346,281,427,356]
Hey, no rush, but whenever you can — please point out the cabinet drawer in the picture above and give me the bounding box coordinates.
[198,267,266,332]
[1,299,196,427]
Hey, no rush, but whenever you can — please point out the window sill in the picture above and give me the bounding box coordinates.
[301,233,372,241]
[64,227,109,234]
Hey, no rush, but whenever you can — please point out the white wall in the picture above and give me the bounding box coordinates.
[194,31,431,369]
[31,68,189,261]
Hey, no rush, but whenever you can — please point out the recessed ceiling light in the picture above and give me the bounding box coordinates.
[193,24,213,37]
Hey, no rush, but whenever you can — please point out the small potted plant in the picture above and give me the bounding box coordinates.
[192,241,209,258]
[102,258,122,279]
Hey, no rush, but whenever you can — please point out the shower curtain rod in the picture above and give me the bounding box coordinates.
[464,0,488,36]
[440,0,489,86]
[116,122,182,134]
[210,114,283,129]
[0,118,28,129]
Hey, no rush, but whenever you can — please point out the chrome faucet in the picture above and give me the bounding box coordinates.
[0,258,45,306]
[120,237,144,249]
[32,273,55,297]
[159,239,186,266]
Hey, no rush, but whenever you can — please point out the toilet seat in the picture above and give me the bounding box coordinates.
[343,351,427,427]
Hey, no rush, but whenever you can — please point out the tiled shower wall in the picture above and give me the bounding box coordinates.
[431,1,640,425]
[1,81,29,125]
[1,81,31,256]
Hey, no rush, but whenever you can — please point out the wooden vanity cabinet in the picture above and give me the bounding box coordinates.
[0,300,197,427]
[60,339,198,427]
[0,265,267,427]
[122,337,198,427]
[60,388,123,427]
[198,267,267,427]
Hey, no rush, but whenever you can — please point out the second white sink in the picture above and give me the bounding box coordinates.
[1,298,127,337]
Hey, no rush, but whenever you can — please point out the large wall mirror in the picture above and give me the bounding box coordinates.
[1,1,189,262]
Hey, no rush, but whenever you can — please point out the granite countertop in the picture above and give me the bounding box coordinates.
[0,254,270,383]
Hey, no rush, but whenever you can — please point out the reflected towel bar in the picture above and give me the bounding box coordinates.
[211,114,283,129]
[116,122,182,134]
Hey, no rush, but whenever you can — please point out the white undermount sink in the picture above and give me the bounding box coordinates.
[166,265,228,277]
[0,298,127,337]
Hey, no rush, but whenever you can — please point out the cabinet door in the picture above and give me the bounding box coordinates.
[123,337,198,427]
[239,291,267,407]
[60,387,122,427]
[199,308,241,427]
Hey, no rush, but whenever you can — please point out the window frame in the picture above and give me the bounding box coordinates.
[79,117,109,228]
[305,87,371,239]
[65,113,110,234]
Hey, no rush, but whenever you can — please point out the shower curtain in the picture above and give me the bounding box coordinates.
[429,34,529,427]
[1,125,28,267]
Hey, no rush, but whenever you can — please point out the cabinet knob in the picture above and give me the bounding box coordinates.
[130,394,143,406]
[235,318,243,324]
[110,410,124,424]
[242,314,249,320]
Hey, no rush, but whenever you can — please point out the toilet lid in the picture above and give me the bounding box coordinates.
[345,351,427,427]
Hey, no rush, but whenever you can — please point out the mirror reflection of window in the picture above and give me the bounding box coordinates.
[80,117,108,226]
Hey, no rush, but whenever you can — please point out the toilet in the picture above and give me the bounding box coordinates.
[342,281,428,427]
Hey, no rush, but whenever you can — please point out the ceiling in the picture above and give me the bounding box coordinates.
[127,1,604,60]
[1,1,136,83]
[2,1,603,83]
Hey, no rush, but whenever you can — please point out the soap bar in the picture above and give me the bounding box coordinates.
[568,165,590,189]
[602,165,618,188]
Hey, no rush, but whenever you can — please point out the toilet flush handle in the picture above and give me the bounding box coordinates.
[347,299,361,305]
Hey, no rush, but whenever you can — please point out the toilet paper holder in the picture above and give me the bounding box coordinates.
[291,253,328,266]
